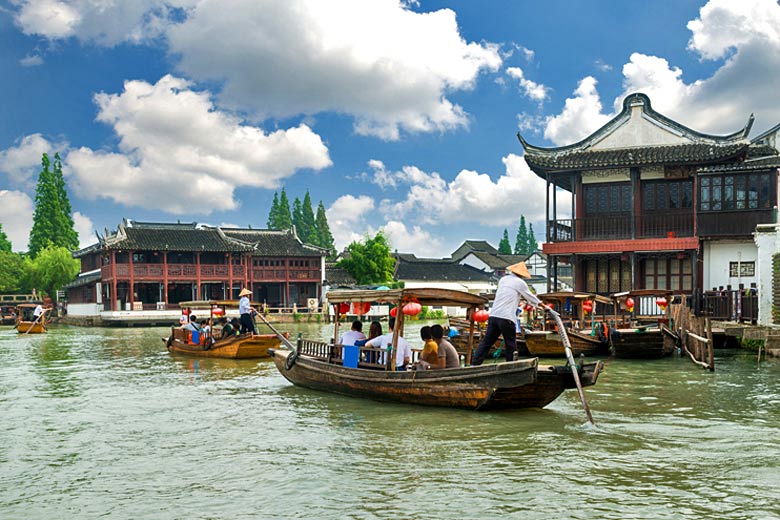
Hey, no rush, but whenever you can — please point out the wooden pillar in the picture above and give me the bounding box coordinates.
[228,253,233,300]
[247,253,253,296]
[163,251,169,306]
[545,174,550,242]
[196,252,201,300]
[111,250,117,311]
[631,167,639,239]
[128,250,134,309]
[285,258,291,308]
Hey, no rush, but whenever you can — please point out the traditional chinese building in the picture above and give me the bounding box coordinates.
[66,220,326,314]
[519,93,780,295]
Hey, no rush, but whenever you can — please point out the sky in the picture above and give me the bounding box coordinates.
[1,0,779,257]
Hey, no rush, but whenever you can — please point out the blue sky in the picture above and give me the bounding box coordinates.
[1,0,779,256]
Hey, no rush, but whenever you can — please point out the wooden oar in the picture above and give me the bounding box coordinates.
[24,308,48,335]
[548,308,595,425]
[255,311,296,351]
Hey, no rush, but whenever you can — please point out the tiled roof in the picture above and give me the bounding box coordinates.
[697,155,780,173]
[221,228,325,256]
[467,252,529,269]
[62,270,101,289]
[394,257,493,282]
[450,240,498,261]
[104,226,252,252]
[523,142,748,172]
[324,265,356,286]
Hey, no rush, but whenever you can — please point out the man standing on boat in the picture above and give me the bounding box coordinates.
[238,288,256,335]
[471,262,543,365]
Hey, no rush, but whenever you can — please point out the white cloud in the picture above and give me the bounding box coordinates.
[20,54,44,67]
[72,211,95,249]
[542,0,780,144]
[65,75,331,214]
[0,133,69,188]
[506,67,549,103]
[167,0,502,140]
[0,191,34,252]
[543,77,611,145]
[326,194,375,252]
[380,220,442,254]
[376,153,549,227]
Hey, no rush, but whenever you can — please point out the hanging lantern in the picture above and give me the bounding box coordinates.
[352,302,371,315]
[211,307,225,317]
[523,303,534,313]
[337,302,350,314]
[473,309,489,322]
[390,306,397,317]
[402,301,422,316]
[626,297,635,312]
[656,297,668,311]
[581,300,593,314]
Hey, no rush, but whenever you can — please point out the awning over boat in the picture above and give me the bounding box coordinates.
[325,288,488,308]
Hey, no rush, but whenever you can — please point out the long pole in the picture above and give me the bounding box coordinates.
[548,308,595,425]
[24,308,47,335]
[256,311,296,351]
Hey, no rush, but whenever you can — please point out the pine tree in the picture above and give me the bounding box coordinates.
[528,223,538,252]
[29,153,78,257]
[498,229,512,254]
[52,153,78,250]
[0,224,12,253]
[267,192,280,229]
[299,191,317,244]
[514,215,529,255]
[278,189,292,230]
[315,201,335,253]
[292,197,303,236]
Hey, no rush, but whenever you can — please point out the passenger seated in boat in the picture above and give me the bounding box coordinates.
[365,317,411,371]
[230,318,241,336]
[416,326,438,369]
[183,314,201,332]
[428,324,460,369]
[340,320,366,346]
[218,317,235,338]
[362,321,383,363]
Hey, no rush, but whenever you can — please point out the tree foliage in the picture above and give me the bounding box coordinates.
[27,245,79,299]
[336,231,395,285]
[514,215,529,255]
[0,224,12,253]
[498,228,512,254]
[315,201,335,254]
[528,223,538,252]
[299,191,317,244]
[28,153,78,257]
[267,189,293,230]
[267,192,280,228]
[0,251,25,293]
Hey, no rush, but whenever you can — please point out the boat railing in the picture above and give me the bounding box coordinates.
[296,338,429,370]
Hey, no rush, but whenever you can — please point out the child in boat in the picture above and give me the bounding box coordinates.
[417,326,438,368]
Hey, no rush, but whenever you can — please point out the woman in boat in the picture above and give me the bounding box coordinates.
[428,324,460,369]
[238,288,256,335]
[363,320,383,364]
[418,326,438,367]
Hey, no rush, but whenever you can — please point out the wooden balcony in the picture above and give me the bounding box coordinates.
[252,268,321,281]
[549,213,694,242]
[101,263,247,280]
[697,209,774,237]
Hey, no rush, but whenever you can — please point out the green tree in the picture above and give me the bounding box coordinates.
[291,197,303,236]
[336,231,395,285]
[27,245,79,299]
[498,228,512,254]
[528,223,538,252]
[28,153,78,257]
[267,192,280,228]
[0,251,25,293]
[299,191,317,244]
[0,223,12,253]
[278,189,292,230]
[514,215,529,255]
[315,201,335,254]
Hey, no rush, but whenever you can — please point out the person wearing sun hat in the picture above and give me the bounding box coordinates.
[470,261,544,365]
[238,288,256,335]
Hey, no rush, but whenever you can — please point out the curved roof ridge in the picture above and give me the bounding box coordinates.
[518,92,753,156]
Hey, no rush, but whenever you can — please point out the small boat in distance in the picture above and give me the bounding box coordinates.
[269,288,603,411]
[164,300,282,359]
[610,290,675,359]
[15,302,48,334]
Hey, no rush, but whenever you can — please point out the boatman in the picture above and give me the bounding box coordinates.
[238,288,256,335]
[470,262,544,365]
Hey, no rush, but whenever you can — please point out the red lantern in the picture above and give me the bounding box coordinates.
[582,300,593,314]
[656,297,668,310]
[337,302,350,314]
[626,297,635,312]
[390,306,397,317]
[402,302,422,316]
[473,309,489,322]
[523,303,534,312]
[352,302,371,315]
[212,307,225,317]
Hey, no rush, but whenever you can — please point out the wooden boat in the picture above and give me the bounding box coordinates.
[269,288,603,411]
[15,303,47,334]
[1,305,16,326]
[163,300,282,359]
[610,290,674,359]
[526,292,613,357]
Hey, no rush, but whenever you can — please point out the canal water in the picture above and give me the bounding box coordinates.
[1,324,779,519]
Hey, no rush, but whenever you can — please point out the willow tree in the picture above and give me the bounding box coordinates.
[336,231,395,285]
[28,153,78,257]
[27,244,79,299]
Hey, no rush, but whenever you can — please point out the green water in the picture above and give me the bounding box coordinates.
[1,324,779,519]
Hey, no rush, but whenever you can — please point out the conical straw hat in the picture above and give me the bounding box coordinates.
[506,262,531,278]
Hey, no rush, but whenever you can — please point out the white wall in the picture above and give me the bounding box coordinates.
[67,303,103,316]
[459,254,491,272]
[754,224,778,326]
[702,240,757,291]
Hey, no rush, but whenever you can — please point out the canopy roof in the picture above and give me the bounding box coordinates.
[325,288,487,307]
[538,292,612,305]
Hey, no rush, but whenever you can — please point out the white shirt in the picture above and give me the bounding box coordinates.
[340,330,366,346]
[490,274,541,321]
[366,332,411,367]
[33,305,43,317]
[239,296,251,315]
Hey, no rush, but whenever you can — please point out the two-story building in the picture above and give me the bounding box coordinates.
[66,220,326,315]
[518,93,780,295]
